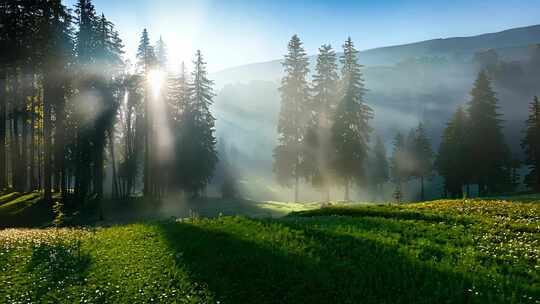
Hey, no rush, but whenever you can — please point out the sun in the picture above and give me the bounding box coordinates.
[147,69,165,98]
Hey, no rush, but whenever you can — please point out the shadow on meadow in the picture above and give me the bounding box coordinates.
[26,240,91,299]
[156,218,490,304]
[73,197,289,226]
[0,197,54,228]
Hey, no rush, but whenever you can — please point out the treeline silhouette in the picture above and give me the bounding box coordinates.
[0,0,218,216]
[275,35,540,202]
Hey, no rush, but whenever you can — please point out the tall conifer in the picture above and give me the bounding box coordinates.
[369,134,389,199]
[521,96,540,190]
[273,34,310,202]
[304,44,339,201]
[177,50,218,197]
[436,107,469,197]
[466,71,509,195]
[136,28,156,196]
[411,123,433,200]
[331,37,373,201]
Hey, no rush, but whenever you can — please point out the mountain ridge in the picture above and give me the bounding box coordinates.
[211,24,540,87]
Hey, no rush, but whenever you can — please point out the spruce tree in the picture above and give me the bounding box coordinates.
[136,28,157,196]
[404,128,417,180]
[521,96,540,191]
[177,50,218,197]
[93,13,124,203]
[136,29,156,74]
[41,0,73,202]
[411,123,433,201]
[75,0,98,65]
[73,0,101,202]
[331,37,373,201]
[218,140,239,199]
[391,132,407,185]
[391,132,406,202]
[273,34,310,202]
[168,61,189,123]
[370,134,389,199]
[466,71,509,195]
[304,44,339,201]
[155,36,167,70]
[436,107,469,198]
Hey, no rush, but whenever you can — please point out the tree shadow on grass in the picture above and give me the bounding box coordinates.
[0,196,54,228]
[154,219,517,304]
[26,240,91,300]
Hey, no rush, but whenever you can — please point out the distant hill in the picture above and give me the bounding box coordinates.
[212,24,540,87]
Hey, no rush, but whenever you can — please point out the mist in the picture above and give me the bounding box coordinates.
[2,0,540,221]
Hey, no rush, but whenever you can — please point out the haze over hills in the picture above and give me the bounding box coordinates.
[211,24,540,201]
[212,24,540,87]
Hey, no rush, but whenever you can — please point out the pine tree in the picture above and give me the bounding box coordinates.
[391,132,407,189]
[331,37,373,201]
[521,96,540,191]
[370,134,389,200]
[466,71,509,195]
[304,44,339,201]
[136,29,156,74]
[155,36,167,70]
[94,13,124,204]
[218,140,239,199]
[136,29,157,197]
[118,74,144,198]
[73,0,100,202]
[168,61,188,122]
[273,34,310,202]
[404,128,417,180]
[41,0,74,202]
[411,123,433,201]
[75,0,98,65]
[436,107,469,198]
[177,50,218,197]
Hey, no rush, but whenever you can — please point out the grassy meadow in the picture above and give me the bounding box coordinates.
[0,195,539,303]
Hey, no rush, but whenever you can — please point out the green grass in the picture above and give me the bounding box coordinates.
[0,192,23,206]
[0,198,539,303]
[0,192,42,213]
[0,192,59,228]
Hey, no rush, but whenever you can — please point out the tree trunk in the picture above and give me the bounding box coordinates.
[21,108,28,192]
[12,112,20,190]
[94,142,104,200]
[20,68,32,192]
[143,89,150,197]
[109,131,119,200]
[0,70,7,190]
[420,176,425,201]
[30,91,36,190]
[324,184,330,203]
[344,180,350,201]
[56,101,66,199]
[11,72,21,191]
[294,174,299,203]
[43,84,52,202]
[536,163,540,193]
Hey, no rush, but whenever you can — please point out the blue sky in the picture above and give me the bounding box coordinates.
[63,0,540,72]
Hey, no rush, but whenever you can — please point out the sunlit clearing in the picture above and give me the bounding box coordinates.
[148,69,165,98]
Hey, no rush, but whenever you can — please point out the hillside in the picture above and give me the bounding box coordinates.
[212,24,540,87]
[1,199,538,303]
[210,25,540,202]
